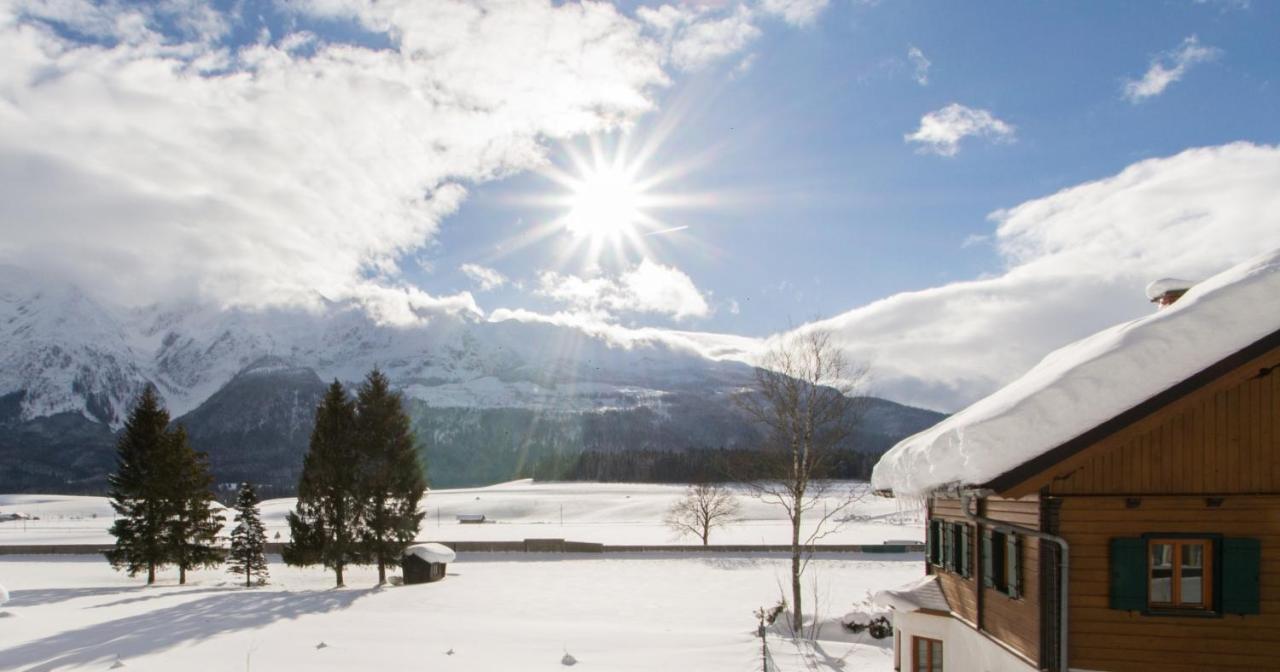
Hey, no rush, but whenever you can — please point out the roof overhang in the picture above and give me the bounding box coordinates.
[980,326,1280,498]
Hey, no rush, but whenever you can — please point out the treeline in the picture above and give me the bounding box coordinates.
[528,448,878,483]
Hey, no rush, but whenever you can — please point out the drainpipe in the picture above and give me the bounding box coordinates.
[960,490,1070,672]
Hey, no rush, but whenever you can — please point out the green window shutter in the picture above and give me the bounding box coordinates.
[942,522,953,570]
[948,523,960,572]
[982,529,994,588]
[1109,537,1147,610]
[1006,534,1022,599]
[960,524,972,578]
[1221,537,1261,615]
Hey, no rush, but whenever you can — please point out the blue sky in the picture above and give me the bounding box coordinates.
[417,0,1280,336]
[2,0,1278,410]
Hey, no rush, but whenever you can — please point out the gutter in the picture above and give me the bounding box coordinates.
[960,490,1070,672]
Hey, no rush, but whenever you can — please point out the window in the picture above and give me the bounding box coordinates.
[982,529,1021,598]
[1148,538,1212,610]
[927,520,972,578]
[912,636,943,672]
[1110,535,1258,615]
[927,520,942,566]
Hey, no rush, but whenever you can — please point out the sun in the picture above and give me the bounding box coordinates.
[497,131,713,270]
[564,165,644,241]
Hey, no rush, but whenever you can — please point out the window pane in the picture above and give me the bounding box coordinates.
[916,639,928,672]
[930,640,943,672]
[1150,543,1174,603]
[1181,543,1205,605]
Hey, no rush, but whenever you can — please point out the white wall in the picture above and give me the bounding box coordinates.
[891,610,1037,672]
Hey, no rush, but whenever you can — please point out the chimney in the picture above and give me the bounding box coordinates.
[1145,278,1194,309]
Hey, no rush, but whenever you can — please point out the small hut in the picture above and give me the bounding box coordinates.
[402,543,456,584]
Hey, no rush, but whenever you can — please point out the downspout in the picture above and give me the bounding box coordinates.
[961,490,1070,672]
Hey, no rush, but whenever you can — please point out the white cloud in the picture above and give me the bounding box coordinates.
[791,142,1280,411]
[0,1,671,324]
[1123,36,1220,103]
[758,0,830,26]
[907,45,930,86]
[905,104,1015,157]
[537,259,712,320]
[638,3,761,71]
[487,307,759,361]
[459,263,507,292]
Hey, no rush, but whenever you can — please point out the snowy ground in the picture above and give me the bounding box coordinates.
[0,480,924,547]
[0,553,918,671]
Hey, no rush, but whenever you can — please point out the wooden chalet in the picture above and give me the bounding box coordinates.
[872,258,1280,672]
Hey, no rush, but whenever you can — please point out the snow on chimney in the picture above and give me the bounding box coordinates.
[1145,277,1194,309]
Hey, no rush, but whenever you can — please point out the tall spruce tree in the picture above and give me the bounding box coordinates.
[355,369,427,584]
[284,380,365,587]
[164,425,224,585]
[106,386,173,584]
[227,483,270,587]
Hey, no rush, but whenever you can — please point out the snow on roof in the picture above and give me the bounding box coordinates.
[872,249,1280,497]
[1145,277,1195,301]
[873,575,951,614]
[405,543,456,564]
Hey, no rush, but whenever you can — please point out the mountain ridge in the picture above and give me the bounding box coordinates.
[0,269,946,493]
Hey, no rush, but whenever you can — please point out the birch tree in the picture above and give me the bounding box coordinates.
[735,328,868,634]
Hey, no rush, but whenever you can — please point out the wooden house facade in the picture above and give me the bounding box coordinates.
[875,274,1280,672]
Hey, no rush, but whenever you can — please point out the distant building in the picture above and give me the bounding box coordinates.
[872,252,1280,672]
[456,514,486,524]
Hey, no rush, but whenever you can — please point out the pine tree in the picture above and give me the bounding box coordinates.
[227,483,270,587]
[284,380,364,587]
[106,386,173,584]
[164,425,225,585]
[355,369,427,584]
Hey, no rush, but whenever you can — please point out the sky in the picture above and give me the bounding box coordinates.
[1,0,1279,412]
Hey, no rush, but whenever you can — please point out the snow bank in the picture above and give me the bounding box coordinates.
[873,576,950,614]
[0,583,8,605]
[872,249,1280,496]
[405,543,456,564]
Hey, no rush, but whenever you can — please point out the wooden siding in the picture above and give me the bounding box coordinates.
[929,495,1042,666]
[1010,343,1280,497]
[1060,495,1280,672]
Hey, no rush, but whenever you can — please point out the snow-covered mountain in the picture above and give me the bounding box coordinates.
[0,268,945,492]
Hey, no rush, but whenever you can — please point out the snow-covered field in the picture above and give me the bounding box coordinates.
[0,481,923,671]
[0,553,918,671]
[0,480,924,547]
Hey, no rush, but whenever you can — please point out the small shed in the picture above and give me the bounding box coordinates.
[456,513,486,524]
[402,543,456,585]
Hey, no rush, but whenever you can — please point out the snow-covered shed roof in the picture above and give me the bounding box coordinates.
[872,249,1280,497]
[873,576,951,614]
[404,543,456,564]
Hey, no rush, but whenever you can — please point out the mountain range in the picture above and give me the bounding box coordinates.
[0,266,944,494]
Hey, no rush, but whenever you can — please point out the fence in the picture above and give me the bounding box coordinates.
[0,540,923,556]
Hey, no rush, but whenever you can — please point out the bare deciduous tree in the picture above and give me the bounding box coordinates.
[664,483,742,545]
[735,328,868,635]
